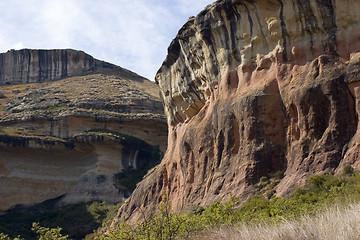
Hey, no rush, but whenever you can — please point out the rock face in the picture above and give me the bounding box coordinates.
[116,0,360,224]
[0,72,167,150]
[0,49,167,213]
[0,49,136,85]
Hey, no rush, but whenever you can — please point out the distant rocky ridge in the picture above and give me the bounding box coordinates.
[0,49,144,85]
[116,0,360,224]
[0,49,167,213]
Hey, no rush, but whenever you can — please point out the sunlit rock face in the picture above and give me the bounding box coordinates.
[0,49,130,85]
[0,49,168,213]
[116,0,360,224]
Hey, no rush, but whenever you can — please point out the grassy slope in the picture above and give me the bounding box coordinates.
[0,73,164,122]
[193,203,360,240]
[96,169,360,240]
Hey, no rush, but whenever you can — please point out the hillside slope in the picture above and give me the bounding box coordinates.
[0,49,167,213]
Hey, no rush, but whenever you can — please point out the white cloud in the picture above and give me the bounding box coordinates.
[11,42,25,50]
[0,0,214,80]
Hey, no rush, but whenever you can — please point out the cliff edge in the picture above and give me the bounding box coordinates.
[0,49,144,85]
[0,49,167,213]
[116,0,360,224]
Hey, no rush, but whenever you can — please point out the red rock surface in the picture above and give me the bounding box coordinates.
[116,0,360,224]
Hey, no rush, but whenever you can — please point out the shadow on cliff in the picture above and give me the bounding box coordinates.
[0,195,119,240]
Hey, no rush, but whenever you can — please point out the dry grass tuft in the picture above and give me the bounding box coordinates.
[191,203,360,240]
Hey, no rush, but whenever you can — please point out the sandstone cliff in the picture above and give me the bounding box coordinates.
[116,0,360,224]
[0,49,142,85]
[0,49,167,213]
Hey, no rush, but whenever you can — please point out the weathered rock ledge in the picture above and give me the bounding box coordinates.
[116,0,360,224]
[0,50,167,212]
[0,128,162,212]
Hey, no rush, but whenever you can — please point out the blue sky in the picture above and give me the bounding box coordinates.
[0,0,214,80]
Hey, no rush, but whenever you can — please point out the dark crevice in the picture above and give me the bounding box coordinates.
[251,2,269,50]
[182,141,192,172]
[197,12,219,77]
[199,17,213,47]
[312,59,320,79]
[214,179,225,195]
[227,114,240,154]
[38,50,43,82]
[26,50,31,83]
[300,86,331,140]
[289,103,300,141]
[315,0,337,53]
[187,149,195,184]
[241,2,254,58]
[19,51,24,82]
[216,7,231,66]
[296,0,320,50]
[61,50,68,78]
[202,155,208,181]
[217,130,225,168]
[11,51,18,83]
[228,4,242,62]
[0,54,4,84]
[277,0,291,61]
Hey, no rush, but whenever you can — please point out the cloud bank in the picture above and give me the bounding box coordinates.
[0,0,214,80]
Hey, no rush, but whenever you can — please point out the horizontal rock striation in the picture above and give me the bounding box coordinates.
[0,49,144,85]
[0,50,168,212]
[116,0,360,224]
[0,73,167,151]
[0,131,162,212]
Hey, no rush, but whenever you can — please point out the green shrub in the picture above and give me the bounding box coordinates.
[266,190,275,199]
[343,165,354,175]
[259,176,268,183]
[0,223,68,240]
[96,196,199,240]
[274,171,284,179]
[189,205,205,215]
[31,223,68,240]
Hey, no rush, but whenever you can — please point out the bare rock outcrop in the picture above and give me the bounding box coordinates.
[116,0,360,224]
[0,49,143,85]
[0,50,167,213]
[0,73,166,149]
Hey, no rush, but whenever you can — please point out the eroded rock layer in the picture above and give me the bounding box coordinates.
[116,0,360,224]
[0,50,167,213]
[0,131,162,213]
